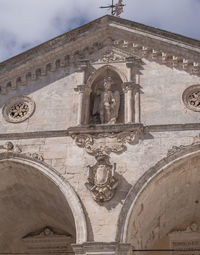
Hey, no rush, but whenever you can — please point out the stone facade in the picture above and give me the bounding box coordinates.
[0,15,200,255]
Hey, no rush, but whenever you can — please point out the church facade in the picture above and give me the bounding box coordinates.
[0,15,200,255]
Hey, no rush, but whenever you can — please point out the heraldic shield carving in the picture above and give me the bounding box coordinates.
[86,153,118,203]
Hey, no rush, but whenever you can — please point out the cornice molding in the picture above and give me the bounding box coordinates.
[0,123,200,140]
[0,16,200,96]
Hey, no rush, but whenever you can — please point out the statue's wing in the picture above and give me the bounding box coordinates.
[113,90,120,116]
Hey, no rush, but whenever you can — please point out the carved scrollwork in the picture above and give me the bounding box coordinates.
[167,134,200,157]
[0,141,43,161]
[72,127,143,156]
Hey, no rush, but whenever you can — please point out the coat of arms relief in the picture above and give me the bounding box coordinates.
[86,153,118,203]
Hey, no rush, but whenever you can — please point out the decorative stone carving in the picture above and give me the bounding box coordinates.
[86,153,118,202]
[169,223,200,255]
[0,141,22,153]
[23,227,73,254]
[70,124,144,156]
[182,85,200,111]
[92,77,120,124]
[98,50,126,63]
[167,145,187,157]
[0,141,44,161]
[167,134,200,157]
[3,96,35,123]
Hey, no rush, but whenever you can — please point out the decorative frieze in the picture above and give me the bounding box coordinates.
[23,227,73,254]
[1,33,200,96]
[169,223,200,255]
[113,39,200,75]
[0,141,44,161]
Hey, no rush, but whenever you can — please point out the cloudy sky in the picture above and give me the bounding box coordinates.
[0,0,200,62]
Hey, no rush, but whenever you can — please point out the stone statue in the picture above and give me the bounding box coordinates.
[92,77,120,124]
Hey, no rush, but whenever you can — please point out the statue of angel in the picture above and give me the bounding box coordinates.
[92,77,120,124]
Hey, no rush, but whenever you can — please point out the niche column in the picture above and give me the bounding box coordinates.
[74,60,90,125]
[74,85,85,125]
[122,82,135,123]
[124,58,141,123]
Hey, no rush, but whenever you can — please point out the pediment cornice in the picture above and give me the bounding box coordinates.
[0,15,200,96]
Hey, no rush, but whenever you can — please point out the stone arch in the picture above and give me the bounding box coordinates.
[0,152,87,248]
[87,65,128,88]
[116,143,200,250]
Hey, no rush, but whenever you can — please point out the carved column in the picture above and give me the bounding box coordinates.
[122,82,135,123]
[135,74,141,123]
[74,60,90,125]
[84,86,92,124]
[126,58,141,124]
[75,85,85,125]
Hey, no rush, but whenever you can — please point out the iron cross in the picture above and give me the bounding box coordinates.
[100,0,125,16]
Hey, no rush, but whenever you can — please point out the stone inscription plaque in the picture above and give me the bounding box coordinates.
[169,224,200,255]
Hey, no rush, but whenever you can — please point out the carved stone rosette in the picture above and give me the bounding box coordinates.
[86,153,118,203]
[2,96,35,123]
[182,84,200,112]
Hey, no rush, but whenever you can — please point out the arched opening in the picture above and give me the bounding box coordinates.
[117,148,200,255]
[0,155,87,254]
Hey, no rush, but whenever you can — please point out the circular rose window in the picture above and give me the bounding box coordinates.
[182,85,200,112]
[3,96,35,123]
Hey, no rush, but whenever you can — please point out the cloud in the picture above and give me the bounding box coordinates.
[0,0,199,62]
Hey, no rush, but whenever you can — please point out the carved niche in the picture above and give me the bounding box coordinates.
[23,227,74,254]
[89,70,124,125]
[71,63,143,203]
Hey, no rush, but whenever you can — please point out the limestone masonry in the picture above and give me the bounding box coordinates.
[0,15,200,255]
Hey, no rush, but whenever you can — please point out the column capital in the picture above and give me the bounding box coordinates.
[122,82,138,93]
[77,59,90,71]
[74,85,85,93]
[126,57,142,68]
[75,85,91,95]
[72,242,132,255]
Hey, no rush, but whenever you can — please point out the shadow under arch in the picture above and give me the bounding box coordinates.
[87,64,128,87]
[0,152,87,245]
[116,143,200,249]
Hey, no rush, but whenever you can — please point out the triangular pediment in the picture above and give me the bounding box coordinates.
[0,15,200,95]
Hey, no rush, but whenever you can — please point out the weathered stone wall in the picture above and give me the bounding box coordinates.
[0,128,199,242]
[0,49,200,253]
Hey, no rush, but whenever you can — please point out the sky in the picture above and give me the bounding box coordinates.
[0,0,200,62]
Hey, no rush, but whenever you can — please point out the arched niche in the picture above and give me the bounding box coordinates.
[116,145,200,254]
[0,153,87,253]
[89,67,124,124]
